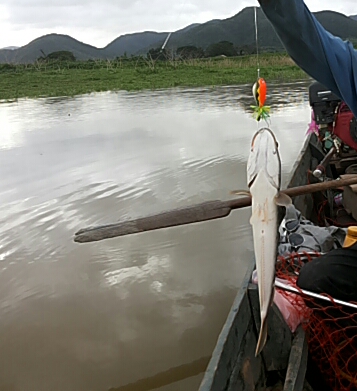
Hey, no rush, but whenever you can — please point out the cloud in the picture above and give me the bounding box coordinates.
[1,0,356,48]
[305,0,356,13]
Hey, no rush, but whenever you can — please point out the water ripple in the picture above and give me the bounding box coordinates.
[0,82,311,391]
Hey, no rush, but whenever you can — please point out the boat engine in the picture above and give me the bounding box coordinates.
[309,81,357,151]
[309,81,340,125]
[309,82,357,225]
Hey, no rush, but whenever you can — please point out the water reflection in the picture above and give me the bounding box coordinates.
[0,83,311,391]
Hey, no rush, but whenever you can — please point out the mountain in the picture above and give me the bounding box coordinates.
[314,11,357,39]
[1,8,357,64]
[104,31,168,58]
[139,7,357,54]
[143,7,284,54]
[176,23,201,33]
[1,46,19,50]
[0,49,17,63]
[350,15,357,21]
[104,24,202,57]
[0,34,107,63]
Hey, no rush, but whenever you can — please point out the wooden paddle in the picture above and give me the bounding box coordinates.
[74,176,357,243]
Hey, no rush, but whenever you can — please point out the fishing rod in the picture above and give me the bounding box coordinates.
[74,175,357,243]
[251,7,270,123]
[254,6,260,80]
[161,32,172,51]
[275,280,357,311]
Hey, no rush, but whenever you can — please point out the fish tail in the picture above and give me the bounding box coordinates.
[255,317,268,357]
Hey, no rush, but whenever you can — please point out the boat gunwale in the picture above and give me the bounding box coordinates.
[198,262,256,390]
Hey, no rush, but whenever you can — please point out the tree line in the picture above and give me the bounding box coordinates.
[35,41,256,64]
[148,41,256,60]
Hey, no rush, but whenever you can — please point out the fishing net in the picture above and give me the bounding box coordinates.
[275,252,357,391]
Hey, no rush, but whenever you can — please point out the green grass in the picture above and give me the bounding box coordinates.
[0,54,308,101]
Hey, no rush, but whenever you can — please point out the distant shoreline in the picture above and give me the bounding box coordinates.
[0,54,308,101]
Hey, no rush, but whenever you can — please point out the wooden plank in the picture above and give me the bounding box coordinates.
[286,134,313,188]
[73,175,357,243]
[199,136,314,390]
[200,135,316,391]
[286,134,313,218]
[199,263,265,391]
[74,200,232,242]
[283,326,308,391]
[248,284,292,371]
[226,318,264,391]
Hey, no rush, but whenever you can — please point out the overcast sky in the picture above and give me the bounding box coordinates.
[0,0,356,49]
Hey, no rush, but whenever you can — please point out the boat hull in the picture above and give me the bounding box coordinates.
[199,134,317,391]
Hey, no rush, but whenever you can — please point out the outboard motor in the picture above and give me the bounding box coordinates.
[333,103,357,151]
[309,81,357,151]
[309,81,340,125]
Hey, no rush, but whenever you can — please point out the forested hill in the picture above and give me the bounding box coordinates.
[1,7,357,63]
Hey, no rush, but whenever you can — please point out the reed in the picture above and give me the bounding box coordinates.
[0,53,307,101]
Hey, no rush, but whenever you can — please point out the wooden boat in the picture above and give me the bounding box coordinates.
[74,82,357,391]
[199,83,357,391]
[199,133,315,391]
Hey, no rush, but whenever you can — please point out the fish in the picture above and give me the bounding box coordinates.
[233,127,291,356]
[251,78,270,122]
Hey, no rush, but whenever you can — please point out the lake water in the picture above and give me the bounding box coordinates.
[0,81,311,391]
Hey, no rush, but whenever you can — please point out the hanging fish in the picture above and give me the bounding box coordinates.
[251,78,270,122]
[248,128,292,355]
[232,128,292,355]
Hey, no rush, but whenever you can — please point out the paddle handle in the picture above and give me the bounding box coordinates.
[74,175,357,243]
[75,201,231,243]
[312,146,336,178]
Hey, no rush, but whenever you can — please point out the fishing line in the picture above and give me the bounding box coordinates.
[251,7,270,124]
[254,6,260,80]
[160,3,186,53]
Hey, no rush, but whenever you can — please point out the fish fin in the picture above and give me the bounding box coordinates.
[255,317,268,357]
[274,192,292,207]
[249,210,260,226]
[249,215,256,226]
[230,190,251,197]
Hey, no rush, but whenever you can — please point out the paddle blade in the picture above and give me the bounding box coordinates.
[74,200,232,243]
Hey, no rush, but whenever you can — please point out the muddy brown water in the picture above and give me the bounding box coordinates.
[0,81,311,391]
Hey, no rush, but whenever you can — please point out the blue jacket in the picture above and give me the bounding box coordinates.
[258,0,357,117]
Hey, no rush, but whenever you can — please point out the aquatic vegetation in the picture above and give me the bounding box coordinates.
[0,54,308,100]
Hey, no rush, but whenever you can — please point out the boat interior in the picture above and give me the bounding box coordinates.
[199,82,357,391]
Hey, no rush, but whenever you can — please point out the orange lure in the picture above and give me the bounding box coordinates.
[251,77,270,122]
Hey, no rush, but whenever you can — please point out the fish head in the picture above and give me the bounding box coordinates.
[247,127,281,190]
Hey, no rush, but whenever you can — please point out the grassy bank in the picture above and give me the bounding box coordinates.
[0,53,308,101]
